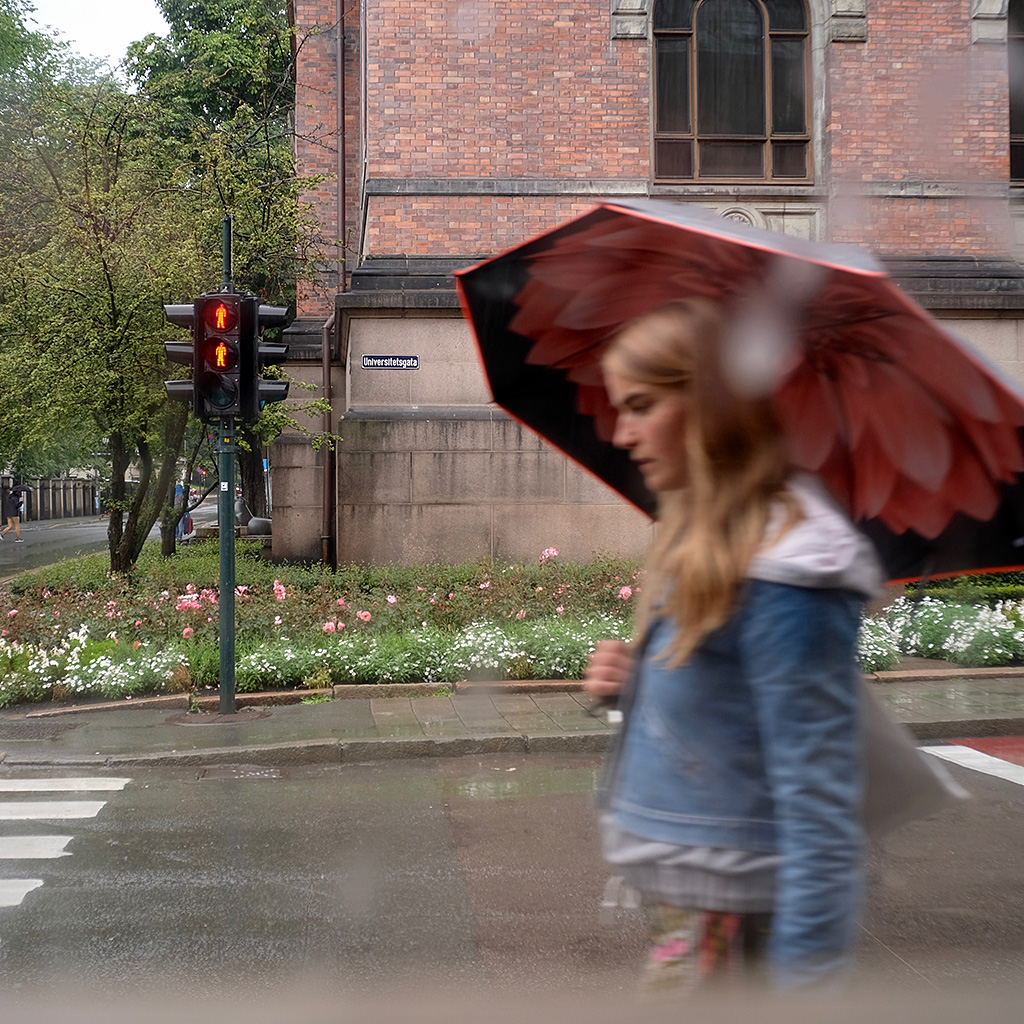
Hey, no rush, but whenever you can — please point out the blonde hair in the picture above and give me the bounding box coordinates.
[602,298,799,666]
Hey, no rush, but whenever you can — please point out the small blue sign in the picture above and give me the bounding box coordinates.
[362,354,419,370]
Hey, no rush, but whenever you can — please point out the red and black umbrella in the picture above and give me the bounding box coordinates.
[454,199,1024,583]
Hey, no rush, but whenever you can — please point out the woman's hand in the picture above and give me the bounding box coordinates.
[583,640,634,699]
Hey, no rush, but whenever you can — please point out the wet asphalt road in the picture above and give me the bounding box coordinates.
[0,752,1019,1015]
[0,517,113,577]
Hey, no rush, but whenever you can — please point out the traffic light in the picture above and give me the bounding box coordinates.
[240,304,290,423]
[195,293,244,420]
[165,292,290,423]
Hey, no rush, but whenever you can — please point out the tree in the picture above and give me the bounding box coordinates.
[0,76,219,571]
[127,1,329,522]
[0,3,328,569]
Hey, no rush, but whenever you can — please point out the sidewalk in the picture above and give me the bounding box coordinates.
[1,667,1023,769]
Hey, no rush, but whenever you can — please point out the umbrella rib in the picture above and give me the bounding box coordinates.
[802,309,901,334]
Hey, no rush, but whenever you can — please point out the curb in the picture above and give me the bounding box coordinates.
[4,714,1022,769]
[0,732,615,769]
[873,667,1024,683]
[12,680,585,719]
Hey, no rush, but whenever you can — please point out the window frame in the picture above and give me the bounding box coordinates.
[651,0,813,185]
[1010,0,1024,182]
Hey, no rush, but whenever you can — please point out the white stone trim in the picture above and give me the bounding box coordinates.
[830,0,867,43]
[972,0,1008,44]
[611,0,649,40]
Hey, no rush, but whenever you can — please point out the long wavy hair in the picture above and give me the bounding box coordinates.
[602,298,800,666]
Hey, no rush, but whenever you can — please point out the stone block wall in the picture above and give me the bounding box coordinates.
[335,411,652,564]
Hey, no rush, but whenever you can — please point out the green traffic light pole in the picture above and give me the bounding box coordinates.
[217,418,237,715]
[218,215,237,715]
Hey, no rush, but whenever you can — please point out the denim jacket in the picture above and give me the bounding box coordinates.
[599,476,881,988]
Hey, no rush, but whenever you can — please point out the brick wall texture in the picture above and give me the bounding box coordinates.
[294,0,1015,313]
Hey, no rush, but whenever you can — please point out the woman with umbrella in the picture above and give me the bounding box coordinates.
[584,296,883,992]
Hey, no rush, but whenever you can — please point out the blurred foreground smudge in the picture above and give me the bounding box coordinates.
[4,986,1024,1024]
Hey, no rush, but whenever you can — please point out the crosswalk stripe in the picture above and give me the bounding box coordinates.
[0,801,107,820]
[0,778,130,793]
[0,836,73,859]
[921,745,1024,787]
[0,880,43,907]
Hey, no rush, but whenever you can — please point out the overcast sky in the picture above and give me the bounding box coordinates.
[28,0,169,65]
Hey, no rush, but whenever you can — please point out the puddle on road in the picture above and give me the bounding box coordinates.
[442,762,603,802]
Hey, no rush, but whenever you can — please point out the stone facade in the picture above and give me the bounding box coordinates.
[276,0,1024,566]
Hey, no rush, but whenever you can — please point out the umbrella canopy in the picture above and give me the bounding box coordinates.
[10,485,31,494]
[454,199,1024,583]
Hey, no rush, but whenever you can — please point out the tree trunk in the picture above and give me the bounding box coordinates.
[238,424,268,517]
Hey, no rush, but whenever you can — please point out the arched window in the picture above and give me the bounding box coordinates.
[1011,0,1024,180]
[653,0,811,181]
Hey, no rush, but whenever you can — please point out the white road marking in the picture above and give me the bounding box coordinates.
[0,777,133,907]
[0,880,43,907]
[921,745,1024,787]
[0,778,130,792]
[0,801,107,820]
[0,836,73,859]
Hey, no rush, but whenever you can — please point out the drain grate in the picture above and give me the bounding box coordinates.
[198,766,283,781]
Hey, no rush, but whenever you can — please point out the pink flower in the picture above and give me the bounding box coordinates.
[274,615,282,626]
[479,581,490,589]
[516,609,526,620]
[357,610,371,622]
[337,620,345,630]
[618,586,633,600]
[182,627,194,638]
[336,597,347,607]
[323,621,336,633]
[273,580,287,601]
[416,586,424,591]
[133,641,141,649]
[387,595,397,604]
[539,547,559,563]
[7,610,16,618]
[448,593,455,600]
[535,586,543,592]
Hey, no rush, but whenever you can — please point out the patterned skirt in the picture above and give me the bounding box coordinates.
[642,901,773,993]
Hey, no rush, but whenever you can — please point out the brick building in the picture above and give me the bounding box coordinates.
[275,0,1024,566]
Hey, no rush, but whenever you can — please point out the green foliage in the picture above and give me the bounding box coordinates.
[11,546,1024,707]
[883,596,1024,667]
[0,1,328,569]
[0,551,644,703]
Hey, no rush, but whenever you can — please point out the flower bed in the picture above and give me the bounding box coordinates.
[2,541,1022,706]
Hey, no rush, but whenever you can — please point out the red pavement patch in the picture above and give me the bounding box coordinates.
[952,737,1024,768]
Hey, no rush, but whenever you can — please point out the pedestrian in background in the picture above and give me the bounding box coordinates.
[0,489,24,542]
[585,298,882,992]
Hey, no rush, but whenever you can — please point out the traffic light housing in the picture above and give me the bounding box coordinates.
[195,293,244,420]
[240,304,290,423]
[165,292,290,423]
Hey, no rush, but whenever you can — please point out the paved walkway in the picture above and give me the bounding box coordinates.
[0,669,1023,769]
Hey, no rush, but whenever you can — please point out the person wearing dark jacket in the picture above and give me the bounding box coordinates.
[0,491,23,542]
